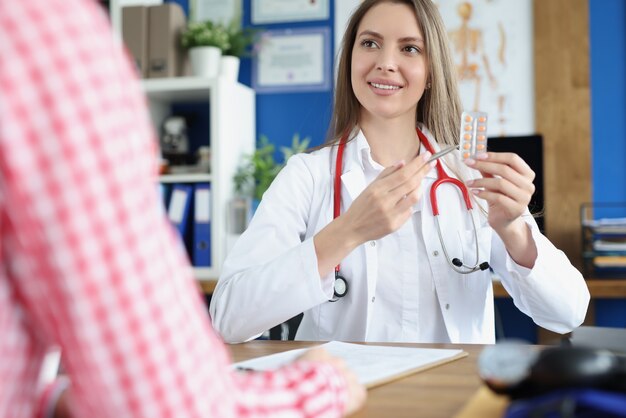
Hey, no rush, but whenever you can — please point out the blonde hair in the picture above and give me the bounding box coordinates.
[326,0,463,147]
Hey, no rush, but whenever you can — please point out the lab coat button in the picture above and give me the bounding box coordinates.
[433,251,439,256]
[445,303,450,310]
[370,241,376,247]
[371,296,376,303]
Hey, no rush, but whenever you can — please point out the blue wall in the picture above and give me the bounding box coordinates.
[590,0,626,205]
[589,0,626,329]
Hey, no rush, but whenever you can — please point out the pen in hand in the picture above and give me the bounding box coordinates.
[425,145,457,164]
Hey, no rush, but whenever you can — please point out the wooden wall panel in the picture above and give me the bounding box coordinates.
[534,0,591,270]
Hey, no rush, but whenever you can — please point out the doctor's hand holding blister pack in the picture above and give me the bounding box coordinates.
[210,0,589,345]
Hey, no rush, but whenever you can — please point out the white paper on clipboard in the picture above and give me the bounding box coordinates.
[233,341,467,388]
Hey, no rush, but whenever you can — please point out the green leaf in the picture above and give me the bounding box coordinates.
[233,132,312,200]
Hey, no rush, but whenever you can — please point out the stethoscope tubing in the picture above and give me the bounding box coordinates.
[418,128,488,274]
[434,211,482,274]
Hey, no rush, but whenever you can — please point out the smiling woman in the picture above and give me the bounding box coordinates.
[209,0,589,346]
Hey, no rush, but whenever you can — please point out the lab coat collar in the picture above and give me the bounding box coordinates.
[344,126,445,180]
[340,132,368,202]
[352,129,370,172]
[339,128,434,213]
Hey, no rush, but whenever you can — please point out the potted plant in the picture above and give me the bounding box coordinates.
[219,22,257,82]
[234,133,310,206]
[181,21,230,78]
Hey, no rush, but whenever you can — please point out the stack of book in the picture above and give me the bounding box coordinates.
[582,216,626,276]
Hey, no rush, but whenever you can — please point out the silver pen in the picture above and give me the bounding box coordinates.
[426,145,457,164]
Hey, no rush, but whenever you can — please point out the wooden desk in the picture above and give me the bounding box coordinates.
[207,279,626,299]
[228,340,506,418]
[492,279,626,299]
[198,279,217,294]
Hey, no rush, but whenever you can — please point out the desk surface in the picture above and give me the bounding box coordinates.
[204,279,626,298]
[228,340,505,418]
[493,278,626,298]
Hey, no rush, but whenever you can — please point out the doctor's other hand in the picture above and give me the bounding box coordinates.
[464,152,535,233]
[297,348,367,416]
[342,151,434,244]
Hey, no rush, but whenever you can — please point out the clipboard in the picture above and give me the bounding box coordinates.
[233,341,468,389]
[366,349,468,389]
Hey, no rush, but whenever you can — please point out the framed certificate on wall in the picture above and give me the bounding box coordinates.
[253,28,331,94]
[190,0,241,25]
[252,0,329,24]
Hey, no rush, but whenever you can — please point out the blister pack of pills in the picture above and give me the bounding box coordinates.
[460,111,488,160]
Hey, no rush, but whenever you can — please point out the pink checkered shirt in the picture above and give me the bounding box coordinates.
[0,1,347,417]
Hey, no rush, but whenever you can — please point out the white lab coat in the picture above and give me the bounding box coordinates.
[210,128,590,344]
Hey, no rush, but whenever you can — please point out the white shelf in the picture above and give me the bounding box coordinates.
[142,77,217,102]
[194,267,218,281]
[159,173,212,183]
[111,0,255,282]
[144,78,255,281]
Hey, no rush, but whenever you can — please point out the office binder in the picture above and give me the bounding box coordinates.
[147,3,186,78]
[158,183,171,212]
[167,184,192,239]
[193,183,211,267]
[122,5,148,77]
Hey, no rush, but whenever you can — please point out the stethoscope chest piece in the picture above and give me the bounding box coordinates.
[331,273,348,301]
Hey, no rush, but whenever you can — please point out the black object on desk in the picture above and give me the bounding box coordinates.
[479,342,626,399]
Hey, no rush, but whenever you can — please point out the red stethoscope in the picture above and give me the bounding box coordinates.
[330,128,489,300]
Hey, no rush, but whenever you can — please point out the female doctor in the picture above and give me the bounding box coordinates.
[210,0,590,344]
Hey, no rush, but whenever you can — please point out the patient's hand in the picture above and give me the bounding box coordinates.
[298,348,367,416]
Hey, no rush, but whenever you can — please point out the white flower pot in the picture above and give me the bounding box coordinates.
[220,55,240,82]
[189,46,222,78]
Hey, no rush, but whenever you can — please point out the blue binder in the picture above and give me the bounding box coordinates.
[159,183,171,212]
[193,183,211,267]
[167,184,192,239]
